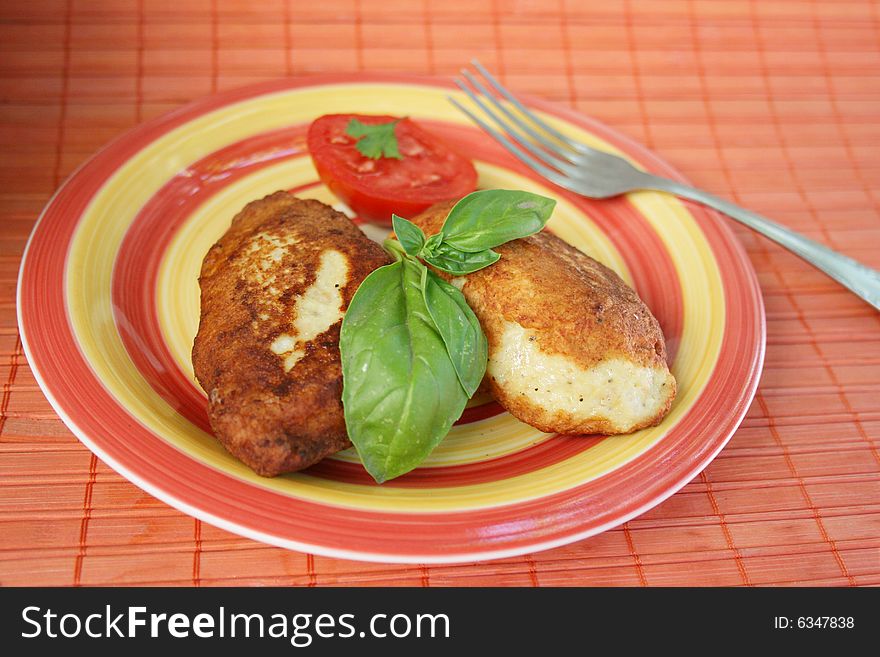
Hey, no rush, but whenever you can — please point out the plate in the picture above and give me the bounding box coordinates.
[18,75,764,563]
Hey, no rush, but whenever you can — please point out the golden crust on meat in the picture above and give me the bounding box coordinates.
[409,201,676,435]
[192,192,389,476]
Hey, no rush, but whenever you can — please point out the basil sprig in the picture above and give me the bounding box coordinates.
[439,190,556,252]
[340,189,555,483]
[392,189,555,275]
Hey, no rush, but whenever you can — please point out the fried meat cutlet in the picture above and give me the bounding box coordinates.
[409,201,676,435]
[192,192,390,476]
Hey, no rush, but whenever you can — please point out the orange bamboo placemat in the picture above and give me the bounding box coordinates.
[1,0,879,586]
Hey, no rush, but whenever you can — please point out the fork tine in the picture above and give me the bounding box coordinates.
[460,70,581,166]
[447,96,580,193]
[453,78,587,179]
[470,59,593,155]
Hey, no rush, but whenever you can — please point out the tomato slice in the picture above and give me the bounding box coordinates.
[307,114,477,224]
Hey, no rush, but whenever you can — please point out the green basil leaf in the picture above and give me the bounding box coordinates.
[340,258,468,483]
[391,214,426,256]
[422,242,500,275]
[421,232,444,259]
[439,189,556,253]
[423,270,487,397]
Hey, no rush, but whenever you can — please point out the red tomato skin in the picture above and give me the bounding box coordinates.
[316,172,439,224]
[307,114,477,224]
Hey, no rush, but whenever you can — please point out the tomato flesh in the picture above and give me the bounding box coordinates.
[307,114,477,224]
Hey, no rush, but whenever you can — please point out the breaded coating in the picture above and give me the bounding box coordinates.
[409,201,676,435]
[192,192,389,476]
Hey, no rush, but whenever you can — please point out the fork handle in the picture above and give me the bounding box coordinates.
[649,177,880,310]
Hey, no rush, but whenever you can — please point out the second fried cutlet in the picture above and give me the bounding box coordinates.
[409,200,676,435]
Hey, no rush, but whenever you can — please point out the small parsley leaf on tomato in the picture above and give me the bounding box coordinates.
[345,118,404,160]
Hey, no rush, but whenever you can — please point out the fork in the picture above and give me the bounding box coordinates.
[449,60,880,311]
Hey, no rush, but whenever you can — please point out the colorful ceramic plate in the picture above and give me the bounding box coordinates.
[18,75,764,563]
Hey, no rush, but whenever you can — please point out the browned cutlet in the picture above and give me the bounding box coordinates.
[408,200,676,436]
[192,192,390,476]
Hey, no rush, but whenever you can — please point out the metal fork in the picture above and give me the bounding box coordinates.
[450,60,880,311]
